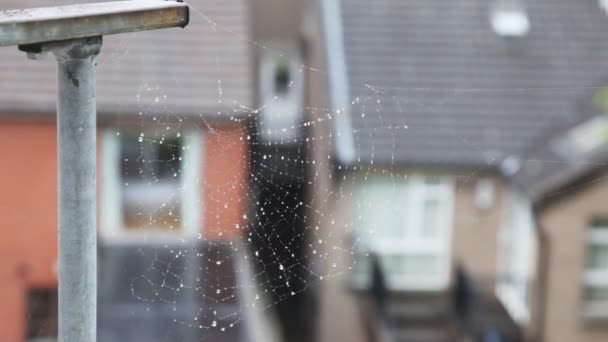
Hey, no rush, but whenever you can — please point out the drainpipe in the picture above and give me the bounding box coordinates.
[533,204,550,342]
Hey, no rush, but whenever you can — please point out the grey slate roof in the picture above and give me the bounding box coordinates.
[334,0,608,168]
[0,0,252,117]
[509,109,608,203]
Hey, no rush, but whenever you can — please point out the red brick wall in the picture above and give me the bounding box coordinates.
[0,120,58,342]
[203,125,249,240]
[0,120,249,341]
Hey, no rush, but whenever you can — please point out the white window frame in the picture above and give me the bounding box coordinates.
[496,189,534,324]
[100,128,202,243]
[353,174,454,291]
[582,224,608,319]
[258,43,304,143]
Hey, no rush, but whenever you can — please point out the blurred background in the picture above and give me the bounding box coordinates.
[2,0,608,341]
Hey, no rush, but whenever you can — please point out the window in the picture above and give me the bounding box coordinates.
[258,44,304,143]
[353,174,453,291]
[101,129,201,241]
[26,289,58,342]
[496,190,534,323]
[582,221,608,318]
[274,58,291,95]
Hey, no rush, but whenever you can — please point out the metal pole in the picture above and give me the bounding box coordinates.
[52,37,102,342]
[0,3,189,341]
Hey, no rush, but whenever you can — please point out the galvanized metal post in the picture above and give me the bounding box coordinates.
[53,37,102,342]
[0,3,189,341]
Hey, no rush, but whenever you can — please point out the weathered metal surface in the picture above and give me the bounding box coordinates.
[0,3,190,341]
[0,0,189,47]
[54,37,101,342]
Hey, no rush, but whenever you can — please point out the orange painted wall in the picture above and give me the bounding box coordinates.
[0,120,249,341]
[202,124,249,240]
[0,120,58,342]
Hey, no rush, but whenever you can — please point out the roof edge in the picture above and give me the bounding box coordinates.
[320,0,355,165]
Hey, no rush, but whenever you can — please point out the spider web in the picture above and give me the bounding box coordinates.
[19,0,608,341]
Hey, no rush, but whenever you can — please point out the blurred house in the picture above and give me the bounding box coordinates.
[0,0,254,341]
[6,0,608,342]
[510,106,608,342]
[304,0,608,341]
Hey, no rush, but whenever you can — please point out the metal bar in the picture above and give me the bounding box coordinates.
[0,0,188,47]
[53,37,102,342]
[0,3,190,341]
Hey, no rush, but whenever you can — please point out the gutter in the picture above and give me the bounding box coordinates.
[502,155,549,342]
[532,204,550,342]
[319,0,355,165]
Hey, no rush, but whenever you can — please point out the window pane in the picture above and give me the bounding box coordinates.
[27,289,58,340]
[587,244,608,270]
[352,252,371,281]
[425,175,441,185]
[120,132,183,232]
[422,199,440,238]
[384,184,407,238]
[383,254,438,276]
[591,222,608,231]
[120,134,181,182]
[358,180,407,241]
[584,286,608,302]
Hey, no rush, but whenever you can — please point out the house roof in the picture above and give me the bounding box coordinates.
[0,0,252,117]
[510,108,608,203]
[330,0,608,169]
